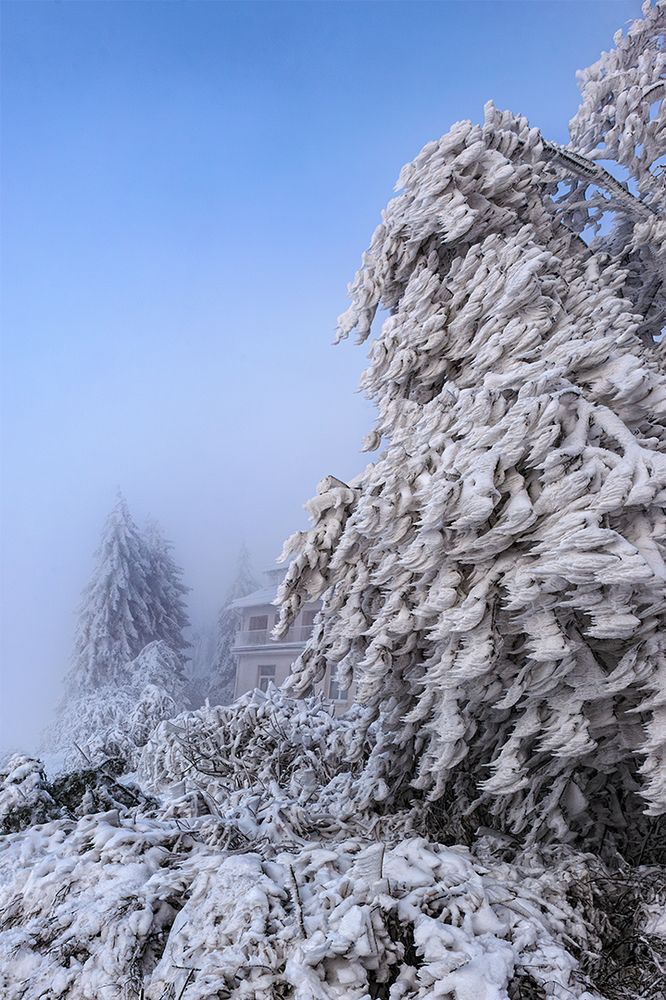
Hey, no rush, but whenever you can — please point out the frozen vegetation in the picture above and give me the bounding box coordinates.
[1,3,665,997]
[42,496,191,769]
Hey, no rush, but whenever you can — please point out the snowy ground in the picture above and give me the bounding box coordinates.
[2,690,665,1000]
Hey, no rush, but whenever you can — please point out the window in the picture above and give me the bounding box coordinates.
[328,676,348,702]
[248,615,269,632]
[257,664,276,692]
[299,608,317,640]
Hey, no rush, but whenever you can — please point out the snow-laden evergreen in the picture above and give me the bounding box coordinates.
[48,499,191,763]
[143,517,190,666]
[68,494,154,693]
[566,0,666,348]
[276,4,666,842]
[570,0,665,206]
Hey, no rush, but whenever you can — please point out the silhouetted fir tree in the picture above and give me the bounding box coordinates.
[143,517,190,670]
[68,494,153,694]
[210,543,258,705]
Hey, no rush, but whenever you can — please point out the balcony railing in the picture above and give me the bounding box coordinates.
[233,625,314,648]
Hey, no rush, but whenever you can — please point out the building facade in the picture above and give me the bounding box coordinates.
[230,567,350,709]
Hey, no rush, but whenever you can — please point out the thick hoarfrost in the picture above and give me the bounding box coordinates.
[2,689,665,998]
[276,6,666,843]
[570,0,665,206]
[0,808,616,999]
[0,811,217,998]
[144,839,605,1000]
[138,686,368,844]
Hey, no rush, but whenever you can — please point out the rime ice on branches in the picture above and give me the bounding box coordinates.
[277,3,666,843]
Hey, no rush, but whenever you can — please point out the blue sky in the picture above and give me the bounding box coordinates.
[0,0,642,750]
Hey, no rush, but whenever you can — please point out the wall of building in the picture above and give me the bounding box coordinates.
[233,648,300,698]
[230,569,355,713]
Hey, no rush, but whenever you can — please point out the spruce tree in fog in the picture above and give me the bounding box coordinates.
[50,498,191,760]
[143,517,190,669]
[68,494,154,694]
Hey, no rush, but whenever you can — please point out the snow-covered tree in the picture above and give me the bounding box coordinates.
[143,517,190,666]
[53,641,188,768]
[49,499,190,762]
[277,2,666,844]
[67,494,154,694]
[209,543,258,705]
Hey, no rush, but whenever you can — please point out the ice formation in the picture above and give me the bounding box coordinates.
[276,3,666,842]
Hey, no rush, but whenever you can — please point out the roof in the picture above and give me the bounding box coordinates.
[228,584,322,613]
[227,565,288,611]
[228,586,278,610]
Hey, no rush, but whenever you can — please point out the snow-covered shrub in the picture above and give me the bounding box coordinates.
[139,685,372,845]
[46,758,154,820]
[276,3,666,847]
[3,821,649,1000]
[50,642,188,770]
[141,685,351,791]
[0,811,216,999]
[0,755,58,833]
[0,752,154,836]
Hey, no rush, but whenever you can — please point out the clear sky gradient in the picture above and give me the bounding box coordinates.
[1,0,642,751]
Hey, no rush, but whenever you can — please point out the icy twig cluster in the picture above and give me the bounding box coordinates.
[570,0,665,207]
[139,685,369,844]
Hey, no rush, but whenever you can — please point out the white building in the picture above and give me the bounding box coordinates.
[229,567,350,708]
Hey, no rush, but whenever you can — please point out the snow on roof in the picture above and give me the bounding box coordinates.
[228,566,292,610]
[228,586,279,610]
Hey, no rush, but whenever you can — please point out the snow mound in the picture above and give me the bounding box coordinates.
[1,818,612,1000]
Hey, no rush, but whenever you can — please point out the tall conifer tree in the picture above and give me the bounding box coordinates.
[277,3,666,842]
[69,494,153,693]
[143,517,190,669]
